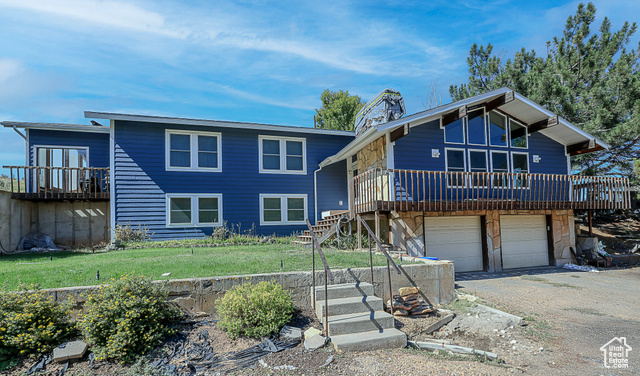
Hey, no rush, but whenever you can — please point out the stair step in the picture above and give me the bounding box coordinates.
[315,296,383,319]
[327,311,395,336]
[330,328,407,352]
[313,282,374,301]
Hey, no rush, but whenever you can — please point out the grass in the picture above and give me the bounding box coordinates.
[0,244,401,290]
[521,313,555,342]
[520,275,581,289]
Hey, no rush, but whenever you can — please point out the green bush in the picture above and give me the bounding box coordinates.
[113,223,152,244]
[0,285,74,363]
[217,281,294,339]
[77,274,182,363]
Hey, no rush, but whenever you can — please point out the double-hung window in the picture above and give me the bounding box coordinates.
[166,194,222,227]
[260,194,307,225]
[259,136,306,174]
[166,130,221,172]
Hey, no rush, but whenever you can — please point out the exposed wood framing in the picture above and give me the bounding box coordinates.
[510,116,559,139]
[441,106,467,127]
[484,91,514,113]
[390,123,410,142]
[566,139,603,155]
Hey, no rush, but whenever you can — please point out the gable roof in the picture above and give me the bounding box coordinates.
[2,121,110,134]
[84,111,355,137]
[319,87,609,168]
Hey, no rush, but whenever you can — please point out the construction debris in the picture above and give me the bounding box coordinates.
[423,311,456,334]
[408,341,498,360]
[388,287,435,316]
[304,334,327,351]
[52,341,88,363]
[303,327,322,340]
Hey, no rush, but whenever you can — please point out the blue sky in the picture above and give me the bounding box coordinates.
[1,0,638,174]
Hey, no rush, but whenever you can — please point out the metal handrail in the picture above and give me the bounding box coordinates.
[306,219,334,336]
[356,216,401,316]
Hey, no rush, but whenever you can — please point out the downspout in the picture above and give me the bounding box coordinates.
[313,165,323,225]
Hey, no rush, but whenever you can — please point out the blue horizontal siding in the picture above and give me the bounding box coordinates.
[113,120,352,239]
[28,129,110,168]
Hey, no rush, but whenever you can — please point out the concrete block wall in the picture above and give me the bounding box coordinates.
[46,262,455,318]
[0,191,110,252]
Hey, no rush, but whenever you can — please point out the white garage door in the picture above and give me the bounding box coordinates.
[424,216,483,272]
[501,215,549,269]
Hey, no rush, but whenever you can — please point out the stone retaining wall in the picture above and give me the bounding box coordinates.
[47,262,454,318]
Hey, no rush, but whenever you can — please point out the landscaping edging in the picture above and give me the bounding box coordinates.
[46,261,454,318]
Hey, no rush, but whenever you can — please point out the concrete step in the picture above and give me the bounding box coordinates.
[315,296,383,319]
[327,311,395,336]
[330,328,407,352]
[312,282,374,301]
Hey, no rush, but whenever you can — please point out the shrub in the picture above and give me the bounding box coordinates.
[217,281,294,339]
[113,223,152,244]
[0,285,74,363]
[78,274,182,363]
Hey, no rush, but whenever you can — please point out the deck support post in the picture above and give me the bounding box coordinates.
[357,214,362,249]
[588,209,593,236]
[375,210,381,252]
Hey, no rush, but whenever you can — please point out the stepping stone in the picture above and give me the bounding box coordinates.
[53,341,88,363]
[304,334,327,351]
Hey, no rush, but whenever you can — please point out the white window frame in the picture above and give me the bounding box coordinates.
[165,130,222,172]
[488,111,509,148]
[258,135,307,175]
[489,150,510,173]
[490,150,510,189]
[444,147,466,188]
[511,152,530,189]
[508,118,529,149]
[443,118,466,145]
[166,193,223,227]
[33,145,90,167]
[466,108,487,146]
[259,194,308,225]
[467,149,488,187]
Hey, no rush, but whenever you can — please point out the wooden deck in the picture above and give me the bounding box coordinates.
[3,166,110,201]
[350,168,631,215]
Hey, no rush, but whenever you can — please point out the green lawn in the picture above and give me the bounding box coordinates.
[0,244,398,290]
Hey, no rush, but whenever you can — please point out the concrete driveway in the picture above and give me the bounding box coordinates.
[456,266,640,375]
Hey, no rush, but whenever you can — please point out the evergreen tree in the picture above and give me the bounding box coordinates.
[450,3,640,177]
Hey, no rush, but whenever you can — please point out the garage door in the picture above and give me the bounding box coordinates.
[424,216,483,272]
[501,215,549,269]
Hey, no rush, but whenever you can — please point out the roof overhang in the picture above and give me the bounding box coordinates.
[85,111,355,137]
[2,121,110,134]
[320,87,609,167]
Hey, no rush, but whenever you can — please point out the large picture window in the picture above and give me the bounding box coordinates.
[259,136,306,174]
[444,118,465,144]
[488,111,508,147]
[259,194,307,225]
[466,109,486,145]
[166,194,222,227]
[509,119,528,148]
[166,130,221,172]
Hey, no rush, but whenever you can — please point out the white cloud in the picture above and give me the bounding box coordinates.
[0,0,186,38]
[206,82,315,111]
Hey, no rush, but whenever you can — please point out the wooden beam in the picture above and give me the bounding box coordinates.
[441,106,467,127]
[390,123,409,142]
[484,91,514,113]
[567,139,599,155]
[510,116,560,139]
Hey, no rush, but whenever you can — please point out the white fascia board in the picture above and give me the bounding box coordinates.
[2,121,110,134]
[318,127,379,168]
[513,93,610,149]
[85,111,355,137]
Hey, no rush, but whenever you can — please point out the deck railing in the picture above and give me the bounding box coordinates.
[351,168,631,214]
[3,166,110,200]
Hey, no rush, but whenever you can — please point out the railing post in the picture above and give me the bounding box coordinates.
[312,238,316,312]
[368,232,374,286]
[387,258,393,316]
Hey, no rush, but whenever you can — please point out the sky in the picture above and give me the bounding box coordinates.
[0,0,639,174]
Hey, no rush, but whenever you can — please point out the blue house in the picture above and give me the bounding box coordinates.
[3,87,631,272]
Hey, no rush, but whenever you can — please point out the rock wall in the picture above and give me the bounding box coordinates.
[357,136,386,171]
[389,209,575,271]
[47,262,455,318]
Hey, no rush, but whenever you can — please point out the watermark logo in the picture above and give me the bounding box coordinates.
[600,337,632,369]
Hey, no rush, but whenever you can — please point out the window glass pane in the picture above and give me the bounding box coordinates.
[170,134,190,150]
[199,210,218,223]
[491,152,508,172]
[446,150,465,170]
[198,136,218,152]
[170,151,190,167]
[467,110,486,145]
[286,156,303,171]
[444,118,464,144]
[286,141,302,156]
[287,198,304,210]
[288,209,305,221]
[199,197,218,210]
[198,151,218,168]
[263,139,280,155]
[263,198,281,210]
[264,210,281,222]
[170,198,191,224]
[489,112,507,147]
[509,120,527,148]
[513,154,529,173]
[263,156,280,170]
[469,151,487,171]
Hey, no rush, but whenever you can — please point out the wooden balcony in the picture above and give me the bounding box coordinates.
[3,166,110,201]
[350,168,631,215]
